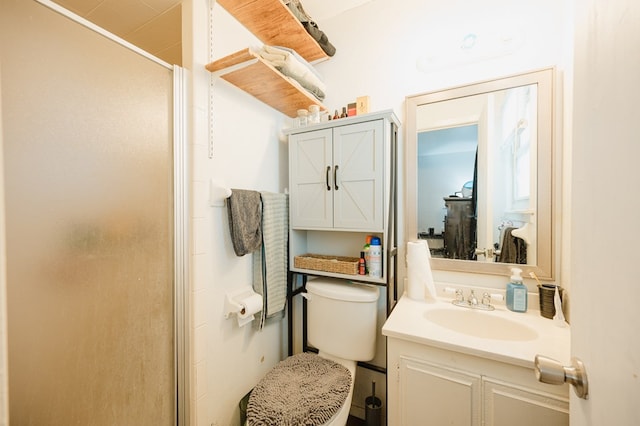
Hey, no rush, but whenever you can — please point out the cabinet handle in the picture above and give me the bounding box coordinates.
[326,166,331,191]
[334,165,339,190]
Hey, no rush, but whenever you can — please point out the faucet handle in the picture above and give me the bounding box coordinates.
[481,292,504,306]
[444,287,465,303]
[482,292,491,306]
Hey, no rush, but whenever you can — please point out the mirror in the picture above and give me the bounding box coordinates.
[406,68,555,279]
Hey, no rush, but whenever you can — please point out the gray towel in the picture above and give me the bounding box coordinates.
[227,189,262,256]
[253,192,289,329]
[498,227,527,264]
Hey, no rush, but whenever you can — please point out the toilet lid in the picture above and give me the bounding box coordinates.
[247,352,351,426]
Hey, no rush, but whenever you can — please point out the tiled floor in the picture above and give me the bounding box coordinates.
[347,415,366,425]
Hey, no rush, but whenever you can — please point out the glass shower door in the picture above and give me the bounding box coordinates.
[1,0,176,424]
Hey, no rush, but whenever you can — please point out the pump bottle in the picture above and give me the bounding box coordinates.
[506,267,528,312]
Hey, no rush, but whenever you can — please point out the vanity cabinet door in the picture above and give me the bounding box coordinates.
[398,356,482,426]
[482,378,569,426]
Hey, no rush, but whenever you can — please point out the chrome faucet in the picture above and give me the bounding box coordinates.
[446,288,499,311]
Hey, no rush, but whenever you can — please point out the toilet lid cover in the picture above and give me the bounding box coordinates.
[247,352,351,426]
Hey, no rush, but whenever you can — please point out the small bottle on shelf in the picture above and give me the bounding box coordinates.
[363,235,372,274]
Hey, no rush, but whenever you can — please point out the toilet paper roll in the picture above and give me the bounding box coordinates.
[406,240,436,301]
[238,293,263,320]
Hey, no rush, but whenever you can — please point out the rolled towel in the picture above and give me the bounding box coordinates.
[257,45,327,100]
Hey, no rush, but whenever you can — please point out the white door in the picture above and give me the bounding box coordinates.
[569,0,640,424]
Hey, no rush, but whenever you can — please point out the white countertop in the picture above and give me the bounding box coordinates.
[382,294,571,369]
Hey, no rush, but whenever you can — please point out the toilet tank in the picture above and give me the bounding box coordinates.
[306,278,380,362]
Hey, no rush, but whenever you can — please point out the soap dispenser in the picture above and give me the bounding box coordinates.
[506,267,528,313]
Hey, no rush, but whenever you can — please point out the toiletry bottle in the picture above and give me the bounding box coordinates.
[368,236,382,278]
[506,267,528,312]
[359,252,366,275]
[363,236,372,274]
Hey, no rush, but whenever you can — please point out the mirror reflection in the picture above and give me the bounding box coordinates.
[418,84,536,265]
[406,69,555,279]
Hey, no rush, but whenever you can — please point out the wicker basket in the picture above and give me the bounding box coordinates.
[294,253,360,275]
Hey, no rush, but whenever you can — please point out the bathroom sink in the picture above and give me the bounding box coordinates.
[423,308,539,341]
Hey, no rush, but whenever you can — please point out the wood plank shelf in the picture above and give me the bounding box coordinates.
[217,0,328,63]
[205,48,326,118]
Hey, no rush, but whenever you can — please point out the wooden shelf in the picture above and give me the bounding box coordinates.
[206,48,326,118]
[217,0,328,63]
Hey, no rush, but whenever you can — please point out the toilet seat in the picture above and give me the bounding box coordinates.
[246,353,352,425]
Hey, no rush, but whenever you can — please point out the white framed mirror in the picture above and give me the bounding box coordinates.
[405,68,555,279]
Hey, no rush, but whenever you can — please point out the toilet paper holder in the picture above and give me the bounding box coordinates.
[224,287,263,326]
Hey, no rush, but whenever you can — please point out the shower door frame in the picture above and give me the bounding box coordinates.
[33,1,190,425]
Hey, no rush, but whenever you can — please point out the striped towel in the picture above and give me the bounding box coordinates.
[253,192,289,329]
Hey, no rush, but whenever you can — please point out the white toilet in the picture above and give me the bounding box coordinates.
[246,277,380,426]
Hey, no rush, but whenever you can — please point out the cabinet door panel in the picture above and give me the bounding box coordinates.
[289,129,333,228]
[483,378,569,426]
[399,357,481,426]
[333,120,384,230]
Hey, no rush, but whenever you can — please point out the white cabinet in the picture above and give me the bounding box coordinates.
[286,111,399,285]
[388,338,569,426]
[482,377,569,426]
[398,356,482,425]
[289,119,384,230]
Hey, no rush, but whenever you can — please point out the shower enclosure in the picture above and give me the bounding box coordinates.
[1,0,187,424]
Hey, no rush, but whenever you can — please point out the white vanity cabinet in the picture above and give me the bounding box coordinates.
[387,337,569,426]
[286,111,399,285]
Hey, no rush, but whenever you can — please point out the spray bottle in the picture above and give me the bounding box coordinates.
[368,236,382,278]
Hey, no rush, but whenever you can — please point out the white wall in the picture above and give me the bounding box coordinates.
[183,2,289,425]
[316,0,572,291]
[186,0,574,424]
[316,0,570,115]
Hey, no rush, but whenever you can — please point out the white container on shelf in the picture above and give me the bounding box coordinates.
[368,236,382,278]
[308,105,320,124]
[295,109,308,127]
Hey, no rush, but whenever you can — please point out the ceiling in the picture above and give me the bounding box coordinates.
[52,0,182,65]
[51,0,374,66]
